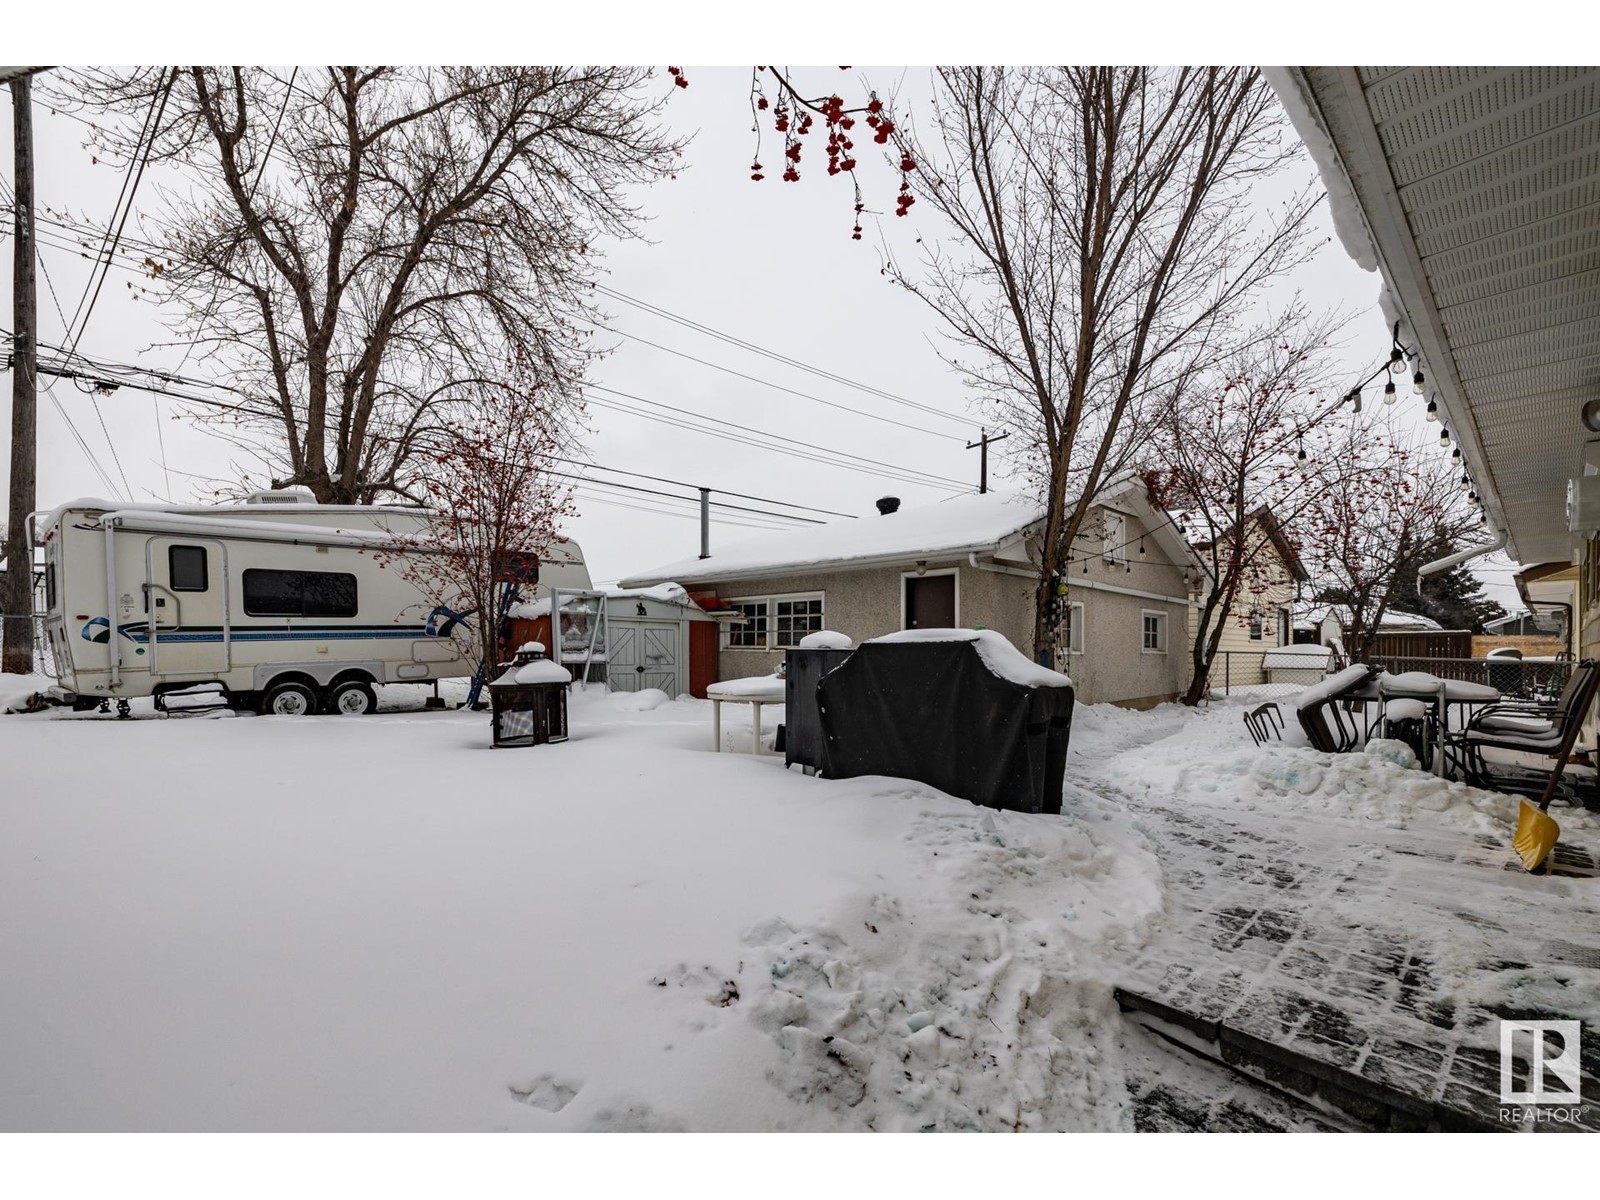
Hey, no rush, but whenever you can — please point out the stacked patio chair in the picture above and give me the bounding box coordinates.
[1243,702,1284,746]
[1449,659,1599,808]
[1294,664,1383,754]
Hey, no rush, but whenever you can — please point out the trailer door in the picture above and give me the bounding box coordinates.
[144,538,229,676]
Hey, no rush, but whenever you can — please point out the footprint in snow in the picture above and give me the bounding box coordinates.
[509,1074,581,1113]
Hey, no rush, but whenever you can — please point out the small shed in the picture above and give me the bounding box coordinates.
[1262,644,1335,685]
[507,583,718,699]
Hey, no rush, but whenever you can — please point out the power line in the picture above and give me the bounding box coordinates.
[602,325,969,444]
[582,380,969,491]
[537,456,858,520]
[593,283,973,431]
[547,469,822,526]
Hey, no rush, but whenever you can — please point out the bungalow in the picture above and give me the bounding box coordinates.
[618,476,1196,707]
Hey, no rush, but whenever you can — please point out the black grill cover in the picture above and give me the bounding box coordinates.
[816,640,1075,814]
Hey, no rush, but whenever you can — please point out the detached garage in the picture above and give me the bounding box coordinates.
[508,583,719,699]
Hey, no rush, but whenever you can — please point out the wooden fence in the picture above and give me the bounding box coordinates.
[1369,630,1473,659]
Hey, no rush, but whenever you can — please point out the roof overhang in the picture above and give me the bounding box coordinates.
[1271,66,1600,565]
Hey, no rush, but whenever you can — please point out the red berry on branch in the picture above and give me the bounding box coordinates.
[756,96,769,110]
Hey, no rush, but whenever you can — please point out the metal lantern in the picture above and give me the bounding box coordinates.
[488,641,571,748]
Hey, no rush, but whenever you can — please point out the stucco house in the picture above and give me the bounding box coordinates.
[618,476,1195,707]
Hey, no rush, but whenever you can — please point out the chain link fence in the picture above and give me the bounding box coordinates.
[1198,649,1335,704]
[1200,649,1574,707]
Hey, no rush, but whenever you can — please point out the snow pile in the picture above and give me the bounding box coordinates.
[607,687,669,712]
[867,628,1072,689]
[507,597,552,620]
[727,802,1163,1130]
[797,630,852,650]
[1107,732,1518,833]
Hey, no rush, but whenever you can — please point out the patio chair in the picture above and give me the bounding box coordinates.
[1451,660,1599,806]
[1243,702,1284,746]
[1294,664,1383,754]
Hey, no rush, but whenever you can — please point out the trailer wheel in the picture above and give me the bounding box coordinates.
[260,680,318,717]
[325,679,377,716]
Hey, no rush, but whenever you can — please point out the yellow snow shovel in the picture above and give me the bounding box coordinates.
[1513,798,1560,873]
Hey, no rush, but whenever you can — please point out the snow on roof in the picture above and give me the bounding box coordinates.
[1292,603,1444,633]
[866,628,1072,690]
[620,490,1047,588]
[506,582,697,622]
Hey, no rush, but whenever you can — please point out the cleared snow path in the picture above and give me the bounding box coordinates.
[1074,698,1600,1130]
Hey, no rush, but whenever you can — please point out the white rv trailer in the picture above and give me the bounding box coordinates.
[33,491,592,715]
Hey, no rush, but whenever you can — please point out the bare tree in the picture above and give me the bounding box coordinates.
[886,67,1322,661]
[57,67,682,503]
[1145,310,1349,704]
[1297,418,1479,661]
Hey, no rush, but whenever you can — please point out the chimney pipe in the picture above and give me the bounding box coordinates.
[875,496,901,516]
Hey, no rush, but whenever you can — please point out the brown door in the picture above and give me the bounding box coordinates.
[905,574,956,629]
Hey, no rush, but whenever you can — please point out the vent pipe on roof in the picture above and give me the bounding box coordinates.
[875,496,901,516]
[699,487,711,560]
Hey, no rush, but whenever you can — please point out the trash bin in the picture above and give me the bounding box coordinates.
[783,637,854,774]
[1485,647,1524,696]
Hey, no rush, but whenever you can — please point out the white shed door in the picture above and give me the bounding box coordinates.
[607,621,680,696]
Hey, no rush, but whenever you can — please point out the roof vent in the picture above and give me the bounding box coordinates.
[244,488,317,506]
[875,496,901,516]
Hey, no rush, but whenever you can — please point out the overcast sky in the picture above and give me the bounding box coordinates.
[0,66,1523,610]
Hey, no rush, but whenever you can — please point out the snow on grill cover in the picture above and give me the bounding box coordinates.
[816,630,1075,815]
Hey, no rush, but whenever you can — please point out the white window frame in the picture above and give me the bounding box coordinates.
[723,592,825,650]
[1141,608,1168,654]
[1063,600,1085,654]
[899,567,961,630]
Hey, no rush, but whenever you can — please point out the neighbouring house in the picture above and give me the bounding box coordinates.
[1182,506,1309,689]
[618,475,1196,708]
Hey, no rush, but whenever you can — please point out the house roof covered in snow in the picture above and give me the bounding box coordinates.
[619,473,1192,589]
[619,489,1050,588]
[1292,603,1444,633]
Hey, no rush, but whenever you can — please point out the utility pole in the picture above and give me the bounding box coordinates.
[965,429,1009,495]
[4,73,38,674]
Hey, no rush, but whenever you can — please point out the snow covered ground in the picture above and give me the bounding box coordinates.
[2,676,1593,1131]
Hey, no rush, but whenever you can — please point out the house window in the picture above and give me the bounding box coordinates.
[1141,609,1167,653]
[1063,601,1085,653]
[724,594,824,650]
[243,568,358,618]
[169,545,209,592]
[775,597,824,647]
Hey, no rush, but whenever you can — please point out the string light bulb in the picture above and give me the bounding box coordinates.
[1439,426,1451,447]
[1296,432,1309,472]
[1469,490,1480,508]
[1452,447,1462,463]
[1389,347,1406,376]
[1412,369,1426,395]
[1425,399,1438,422]
[1460,472,1472,493]
[1138,537,1146,557]
[1383,379,1397,404]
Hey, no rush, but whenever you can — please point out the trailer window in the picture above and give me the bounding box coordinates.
[45,562,57,611]
[169,545,209,592]
[243,568,358,618]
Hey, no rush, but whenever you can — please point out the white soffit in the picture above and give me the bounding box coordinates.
[1297,66,1600,564]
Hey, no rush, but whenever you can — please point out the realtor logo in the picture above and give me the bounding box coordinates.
[1500,1020,1582,1104]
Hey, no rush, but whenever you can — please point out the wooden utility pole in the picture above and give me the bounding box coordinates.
[965,429,1009,494]
[4,73,38,674]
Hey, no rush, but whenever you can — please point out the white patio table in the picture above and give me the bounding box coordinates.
[706,675,786,755]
